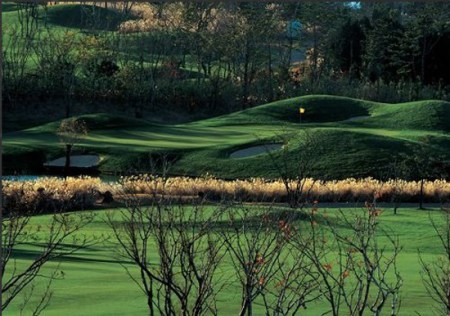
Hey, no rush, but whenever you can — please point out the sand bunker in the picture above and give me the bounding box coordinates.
[230,143,283,159]
[44,155,100,168]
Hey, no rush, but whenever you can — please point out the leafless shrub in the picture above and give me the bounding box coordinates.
[1,197,94,314]
[295,203,402,316]
[107,155,227,315]
[419,207,450,316]
[218,205,292,316]
[268,129,323,209]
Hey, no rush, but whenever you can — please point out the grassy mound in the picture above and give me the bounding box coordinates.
[2,2,19,12]
[198,95,377,126]
[348,100,450,132]
[173,129,414,179]
[24,113,152,133]
[3,95,450,179]
[198,95,450,133]
[77,113,153,130]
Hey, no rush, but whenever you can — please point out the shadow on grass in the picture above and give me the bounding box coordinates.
[46,4,129,31]
[108,205,344,233]
[2,3,19,12]
[10,245,133,266]
[208,207,349,232]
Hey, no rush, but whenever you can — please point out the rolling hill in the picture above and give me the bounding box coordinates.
[3,95,450,179]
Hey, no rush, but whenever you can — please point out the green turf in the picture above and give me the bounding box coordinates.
[2,3,135,74]
[3,95,450,178]
[7,5,448,180]
[196,95,379,126]
[2,2,19,12]
[2,3,126,30]
[347,100,450,132]
[4,206,448,315]
[195,95,450,132]
[45,4,127,31]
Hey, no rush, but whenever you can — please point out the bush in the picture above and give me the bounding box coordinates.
[2,177,101,213]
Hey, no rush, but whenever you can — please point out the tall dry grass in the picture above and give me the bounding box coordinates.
[119,176,450,203]
[2,176,449,211]
[2,176,102,211]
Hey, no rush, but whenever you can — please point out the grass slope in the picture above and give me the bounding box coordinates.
[346,100,450,132]
[197,95,378,126]
[2,2,19,12]
[28,113,153,133]
[4,207,447,315]
[3,96,450,178]
[2,3,126,31]
[197,95,450,132]
[174,129,414,179]
[45,4,127,31]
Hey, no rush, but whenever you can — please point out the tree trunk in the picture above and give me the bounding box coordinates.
[134,104,143,118]
[246,284,253,316]
[65,92,72,118]
[267,43,274,102]
[349,38,354,81]
[239,284,253,316]
[421,36,427,84]
[311,24,318,85]
[242,38,250,108]
[181,300,188,316]
[147,278,154,316]
[419,178,425,210]
[392,194,399,215]
[65,102,70,118]
[64,144,72,177]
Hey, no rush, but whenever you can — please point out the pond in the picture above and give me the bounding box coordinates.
[44,155,100,168]
[2,175,43,182]
[2,174,120,182]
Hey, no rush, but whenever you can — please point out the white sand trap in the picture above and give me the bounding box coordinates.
[342,115,370,122]
[230,144,283,159]
[44,155,100,168]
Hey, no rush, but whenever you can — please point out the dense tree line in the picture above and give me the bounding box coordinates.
[2,2,450,119]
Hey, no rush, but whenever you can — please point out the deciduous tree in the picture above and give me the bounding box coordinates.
[57,118,88,176]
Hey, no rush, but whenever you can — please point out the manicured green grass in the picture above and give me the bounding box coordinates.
[351,100,450,132]
[45,4,127,31]
[196,95,378,126]
[2,2,19,12]
[2,3,126,30]
[3,95,450,178]
[192,95,450,132]
[2,3,136,74]
[4,6,448,179]
[4,206,447,315]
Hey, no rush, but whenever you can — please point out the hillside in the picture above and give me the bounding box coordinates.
[3,96,450,179]
[197,95,450,132]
